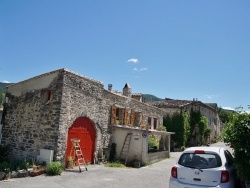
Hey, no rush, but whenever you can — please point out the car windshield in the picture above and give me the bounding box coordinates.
[178,153,222,169]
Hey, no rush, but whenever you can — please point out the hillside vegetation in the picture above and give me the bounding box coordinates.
[0,82,13,108]
[142,94,163,102]
[0,82,13,92]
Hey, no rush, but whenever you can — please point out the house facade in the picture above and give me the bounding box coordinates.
[150,98,222,141]
[1,68,171,166]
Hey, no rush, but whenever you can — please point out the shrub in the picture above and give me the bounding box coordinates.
[46,162,63,176]
[221,113,250,181]
[0,161,11,173]
[0,145,10,163]
[10,159,30,171]
[148,134,159,149]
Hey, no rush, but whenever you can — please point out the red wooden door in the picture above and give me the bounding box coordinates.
[66,117,96,164]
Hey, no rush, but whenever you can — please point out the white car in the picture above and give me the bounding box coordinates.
[169,146,237,188]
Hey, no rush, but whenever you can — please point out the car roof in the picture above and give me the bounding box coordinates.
[183,146,224,154]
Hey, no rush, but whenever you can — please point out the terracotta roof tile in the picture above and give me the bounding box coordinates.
[149,100,192,108]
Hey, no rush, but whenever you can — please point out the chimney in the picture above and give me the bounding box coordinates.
[108,84,112,91]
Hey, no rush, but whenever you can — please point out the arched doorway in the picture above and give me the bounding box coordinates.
[66,117,96,164]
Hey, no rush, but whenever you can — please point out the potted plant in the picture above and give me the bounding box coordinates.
[140,125,146,130]
[115,117,120,125]
[157,125,166,131]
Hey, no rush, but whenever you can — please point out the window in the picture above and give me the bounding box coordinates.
[110,106,117,125]
[116,108,119,117]
[153,118,157,129]
[111,106,136,126]
[130,110,136,126]
[124,109,130,126]
[148,117,151,126]
[42,90,51,104]
[178,153,222,169]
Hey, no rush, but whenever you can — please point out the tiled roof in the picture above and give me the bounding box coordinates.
[205,103,218,109]
[65,68,103,85]
[132,93,142,96]
[149,99,218,112]
[149,100,192,108]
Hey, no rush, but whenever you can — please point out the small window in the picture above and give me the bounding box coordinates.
[148,117,151,125]
[153,118,157,129]
[116,108,119,117]
[130,110,135,125]
[42,90,52,104]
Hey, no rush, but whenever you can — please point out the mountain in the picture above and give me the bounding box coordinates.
[0,82,13,92]
[142,94,163,102]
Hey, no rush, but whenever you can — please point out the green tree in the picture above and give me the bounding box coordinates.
[172,112,184,147]
[218,108,236,124]
[199,116,209,145]
[163,110,189,148]
[188,108,201,146]
[221,112,250,182]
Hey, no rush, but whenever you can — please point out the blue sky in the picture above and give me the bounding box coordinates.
[0,0,249,111]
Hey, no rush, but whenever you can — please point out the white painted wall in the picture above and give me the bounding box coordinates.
[7,71,60,97]
[112,126,172,165]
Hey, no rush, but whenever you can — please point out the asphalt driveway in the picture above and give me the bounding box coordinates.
[0,142,232,188]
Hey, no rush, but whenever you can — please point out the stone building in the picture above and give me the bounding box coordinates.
[149,98,222,142]
[1,68,172,166]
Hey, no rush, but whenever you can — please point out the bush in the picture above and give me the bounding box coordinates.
[221,113,250,181]
[148,134,159,149]
[10,159,30,171]
[46,162,63,176]
[0,145,10,163]
[0,161,11,173]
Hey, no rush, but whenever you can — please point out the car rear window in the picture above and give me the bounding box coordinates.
[178,152,222,169]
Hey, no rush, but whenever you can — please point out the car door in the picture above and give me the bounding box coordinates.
[224,150,235,188]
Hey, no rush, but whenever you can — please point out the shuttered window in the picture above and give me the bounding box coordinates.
[110,106,117,125]
[124,109,130,126]
[130,110,135,126]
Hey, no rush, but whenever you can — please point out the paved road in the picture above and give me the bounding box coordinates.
[0,153,181,188]
[0,142,232,188]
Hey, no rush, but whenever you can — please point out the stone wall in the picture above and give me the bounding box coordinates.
[1,71,64,159]
[103,90,164,126]
[57,70,109,161]
[2,68,165,163]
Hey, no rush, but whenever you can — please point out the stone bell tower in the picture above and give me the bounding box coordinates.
[123,83,132,98]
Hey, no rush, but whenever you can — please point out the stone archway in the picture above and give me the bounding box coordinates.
[66,117,96,164]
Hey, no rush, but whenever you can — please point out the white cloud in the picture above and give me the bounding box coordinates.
[222,107,235,111]
[3,80,10,83]
[128,58,139,63]
[205,95,214,99]
[204,94,219,99]
[133,67,148,72]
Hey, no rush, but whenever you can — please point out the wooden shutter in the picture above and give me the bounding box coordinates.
[124,109,130,126]
[140,113,144,125]
[110,106,116,125]
[130,110,135,126]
